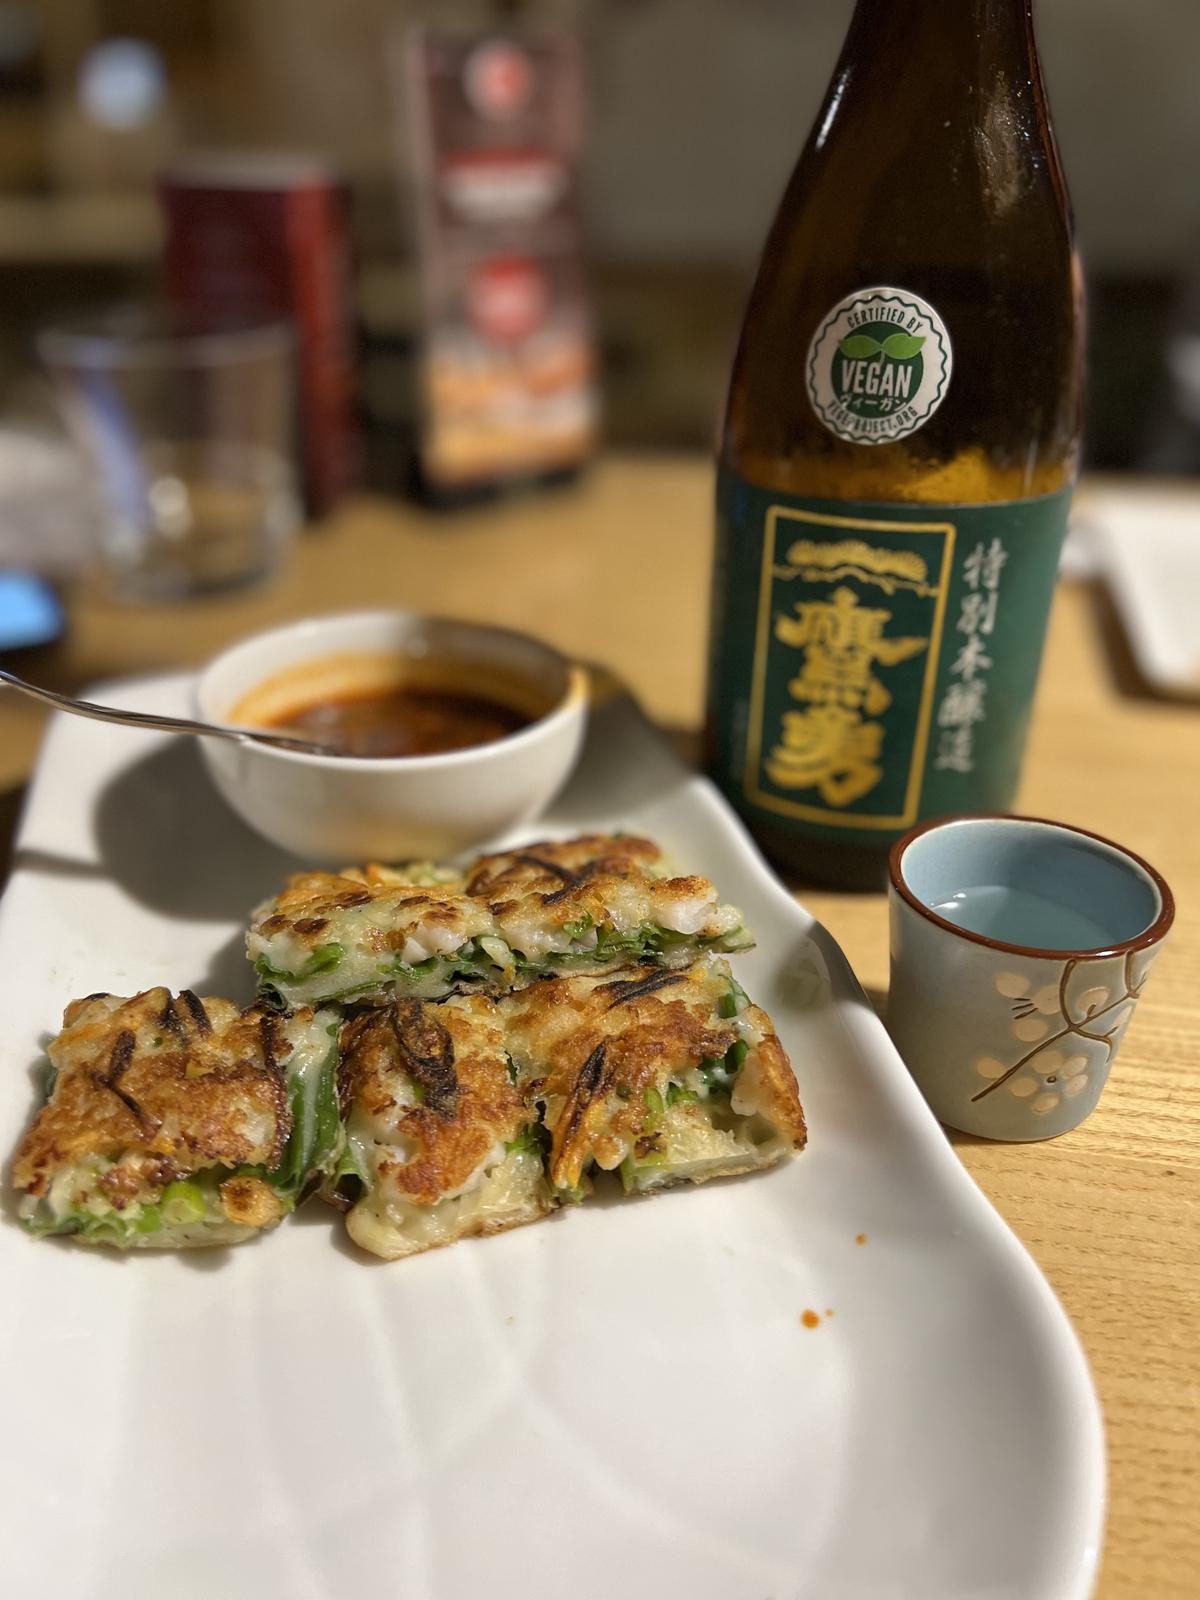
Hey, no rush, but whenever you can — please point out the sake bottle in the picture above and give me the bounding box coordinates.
[705,0,1084,888]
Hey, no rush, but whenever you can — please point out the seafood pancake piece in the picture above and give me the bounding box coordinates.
[249,835,753,1006]
[503,956,806,1196]
[461,833,753,980]
[333,995,553,1260]
[248,870,496,1007]
[13,990,340,1248]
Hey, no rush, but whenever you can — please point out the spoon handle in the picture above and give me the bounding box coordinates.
[0,668,325,755]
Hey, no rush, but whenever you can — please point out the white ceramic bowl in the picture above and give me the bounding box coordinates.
[195,610,588,864]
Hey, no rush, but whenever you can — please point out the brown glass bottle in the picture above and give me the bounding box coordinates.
[705,0,1084,889]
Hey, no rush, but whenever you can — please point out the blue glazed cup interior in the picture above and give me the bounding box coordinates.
[897,817,1167,954]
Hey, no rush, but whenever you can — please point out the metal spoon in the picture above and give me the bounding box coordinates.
[0,667,333,756]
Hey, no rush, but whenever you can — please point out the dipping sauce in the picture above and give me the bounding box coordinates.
[229,648,557,759]
[268,685,531,759]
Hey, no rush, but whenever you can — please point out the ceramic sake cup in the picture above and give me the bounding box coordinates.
[886,815,1174,1140]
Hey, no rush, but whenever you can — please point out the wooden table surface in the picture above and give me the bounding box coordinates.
[1,455,1196,1597]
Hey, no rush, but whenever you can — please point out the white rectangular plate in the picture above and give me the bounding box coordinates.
[0,676,1104,1600]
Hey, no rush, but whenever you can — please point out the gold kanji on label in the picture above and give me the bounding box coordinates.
[765,585,928,806]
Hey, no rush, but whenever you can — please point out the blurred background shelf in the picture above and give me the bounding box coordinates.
[0,0,1195,476]
[0,192,159,261]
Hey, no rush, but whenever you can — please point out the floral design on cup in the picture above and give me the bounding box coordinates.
[887,814,1174,1141]
[970,950,1151,1112]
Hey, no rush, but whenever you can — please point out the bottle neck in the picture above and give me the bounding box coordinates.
[829,0,1039,111]
[816,0,1047,161]
[845,0,1035,49]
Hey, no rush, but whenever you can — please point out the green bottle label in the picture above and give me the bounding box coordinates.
[707,472,1072,844]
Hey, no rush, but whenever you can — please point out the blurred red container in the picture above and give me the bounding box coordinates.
[159,152,360,515]
[402,30,597,500]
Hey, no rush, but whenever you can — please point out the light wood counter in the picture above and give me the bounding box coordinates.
[0,454,1195,1597]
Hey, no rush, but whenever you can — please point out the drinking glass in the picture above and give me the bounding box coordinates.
[39,309,300,601]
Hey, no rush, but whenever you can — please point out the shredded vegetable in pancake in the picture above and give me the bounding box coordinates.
[327,956,805,1258]
[12,834,807,1259]
[331,994,552,1259]
[504,956,806,1194]
[247,833,753,1008]
[14,989,340,1248]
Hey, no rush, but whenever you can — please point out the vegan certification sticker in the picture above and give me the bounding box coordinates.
[807,286,952,445]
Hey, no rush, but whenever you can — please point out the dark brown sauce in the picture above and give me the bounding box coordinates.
[271,685,532,759]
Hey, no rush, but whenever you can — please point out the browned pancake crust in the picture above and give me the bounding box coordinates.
[462,833,725,946]
[255,871,481,953]
[339,996,529,1206]
[738,1002,808,1154]
[219,1174,286,1227]
[12,989,290,1203]
[252,871,372,943]
[464,834,662,901]
[342,863,467,892]
[505,966,765,1189]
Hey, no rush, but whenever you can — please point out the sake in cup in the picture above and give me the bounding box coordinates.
[887,815,1174,1140]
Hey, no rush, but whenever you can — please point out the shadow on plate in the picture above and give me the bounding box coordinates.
[859,983,887,1021]
[91,737,303,923]
[73,685,695,922]
[804,921,882,1014]
[190,926,258,1000]
[287,1192,399,1264]
[542,678,692,825]
[0,782,28,880]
